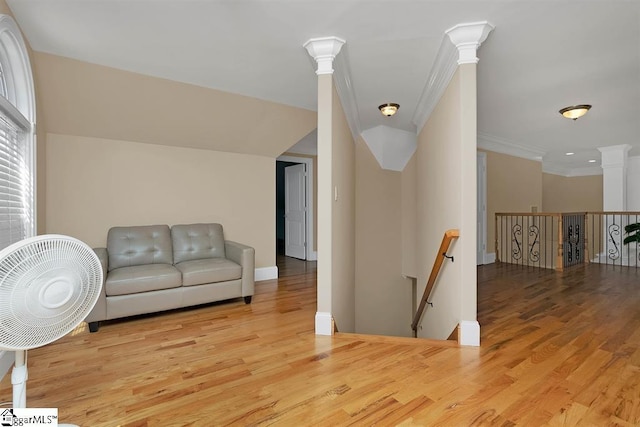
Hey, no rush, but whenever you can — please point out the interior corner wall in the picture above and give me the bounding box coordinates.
[415,66,477,340]
[45,134,275,268]
[355,138,412,337]
[542,173,603,212]
[330,83,355,333]
[481,149,543,255]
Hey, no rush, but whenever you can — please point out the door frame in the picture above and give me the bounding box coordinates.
[277,155,316,261]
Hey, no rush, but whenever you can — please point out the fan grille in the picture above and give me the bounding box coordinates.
[0,235,103,350]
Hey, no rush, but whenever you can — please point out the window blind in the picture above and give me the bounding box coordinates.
[0,113,32,251]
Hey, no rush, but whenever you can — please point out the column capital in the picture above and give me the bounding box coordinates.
[303,36,345,75]
[598,144,632,168]
[445,21,494,65]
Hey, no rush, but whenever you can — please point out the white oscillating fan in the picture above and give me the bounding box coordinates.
[0,235,103,427]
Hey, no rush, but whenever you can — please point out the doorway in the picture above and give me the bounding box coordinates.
[276,156,316,261]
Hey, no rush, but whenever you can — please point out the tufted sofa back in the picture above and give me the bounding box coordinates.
[107,224,173,271]
[171,223,226,264]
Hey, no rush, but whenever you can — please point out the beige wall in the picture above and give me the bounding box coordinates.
[33,52,316,158]
[481,149,543,255]
[542,173,603,212]
[355,138,412,337]
[46,134,275,268]
[414,66,478,341]
[29,51,322,271]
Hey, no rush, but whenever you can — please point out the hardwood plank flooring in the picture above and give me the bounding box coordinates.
[1,260,639,426]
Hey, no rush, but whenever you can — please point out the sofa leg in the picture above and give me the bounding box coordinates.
[88,321,100,333]
[244,296,252,304]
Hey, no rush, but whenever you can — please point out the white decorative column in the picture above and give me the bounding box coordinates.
[598,144,632,264]
[598,144,631,211]
[304,37,344,336]
[440,22,493,347]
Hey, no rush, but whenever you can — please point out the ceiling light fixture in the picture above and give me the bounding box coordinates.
[559,104,591,120]
[379,103,400,117]
[588,159,597,163]
[565,152,574,156]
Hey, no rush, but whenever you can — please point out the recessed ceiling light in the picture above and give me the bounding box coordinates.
[565,152,575,156]
[588,159,597,163]
[378,103,399,117]
[559,104,591,120]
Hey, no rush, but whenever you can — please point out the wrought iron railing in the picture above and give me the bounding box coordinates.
[586,212,640,267]
[496,212,640,271]
[495,213,561,270]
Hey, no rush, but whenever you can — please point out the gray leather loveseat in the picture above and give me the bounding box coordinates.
[85,223,254,332]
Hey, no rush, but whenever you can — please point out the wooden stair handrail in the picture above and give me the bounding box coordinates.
[411,229,460,334]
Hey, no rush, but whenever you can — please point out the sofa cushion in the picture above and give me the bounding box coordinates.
[175,258,241,287]
[107,225,173,271]
[171,223,226,263]
[105,264,182,296]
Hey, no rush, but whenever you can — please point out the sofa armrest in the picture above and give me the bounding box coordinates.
[225,240,255,298]
[85,247,108,324]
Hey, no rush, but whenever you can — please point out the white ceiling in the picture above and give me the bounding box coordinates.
[8,0,640,175]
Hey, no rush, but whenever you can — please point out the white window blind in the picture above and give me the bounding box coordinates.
[0,112,32,250]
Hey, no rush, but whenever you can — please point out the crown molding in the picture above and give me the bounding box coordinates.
[542,162,603,177]
[333,45,362,142]
[412,35,458,134]
[477,132,545,161]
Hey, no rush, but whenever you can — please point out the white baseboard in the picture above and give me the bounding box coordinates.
[0,350,14,382]
[315,312,334,336]
[255,266,278,281]
[485,252,496,264]
[459,320,480,346]
[307,251,318,261]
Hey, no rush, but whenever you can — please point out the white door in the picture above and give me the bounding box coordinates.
[285,163,307,259]
[477,152,487,265]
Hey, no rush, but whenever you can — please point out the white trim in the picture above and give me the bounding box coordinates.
[542,162,603,177]
[412,34,459,133]
[0,350,13,381]
[0,15,36,123]
[445,21,495,65]
[278,155,315,261]
[485,252,496,264]
[255,266,278,281]
[478,132,545,162]
[459,320,480,346]
[315,312,334,335]
[477,152,487,265]
[303,37,345,75]
[333,45,362,143]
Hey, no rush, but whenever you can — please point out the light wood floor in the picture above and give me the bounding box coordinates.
[1,259,640,426]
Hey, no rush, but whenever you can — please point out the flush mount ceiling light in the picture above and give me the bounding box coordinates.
[559,104,591,120]
[379,103,400,117]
